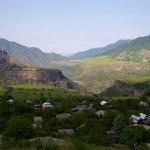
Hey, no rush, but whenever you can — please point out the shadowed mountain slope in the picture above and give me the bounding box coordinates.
[0,38,67,67]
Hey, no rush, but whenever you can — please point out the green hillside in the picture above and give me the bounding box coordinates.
[101,76,150,97]
[102,35,150,62]
[69,40,129,60]
[0,38,66,67]
[0,84,82,102]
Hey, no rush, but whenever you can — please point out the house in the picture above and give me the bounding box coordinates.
[7,99,14,104]
[140,101,148,107]
[26,100,33,105]
[58,129,74,135]
[130,113,150,124]
[34,116,43,122]
[33,116,43,129]
[42,102,53,109]
[56,113,72,120]
[70,106,86,113]
[34,104,42,112]
[88,103,95,111]
[95,110,105,117]
[130,115,142,124]
[140,113,147,119]
[100,100,108,106]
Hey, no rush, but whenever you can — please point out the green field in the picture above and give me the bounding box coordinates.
[123,76,150,83]
[73,56,136,65]
[0,84,82,102]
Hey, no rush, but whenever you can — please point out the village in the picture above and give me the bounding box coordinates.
[1,96,149,149]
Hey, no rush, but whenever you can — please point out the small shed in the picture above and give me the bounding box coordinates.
[100,100,108,106]
[33,116,43,129]
[95,110,105,117]
[56,113,72,120]
[34,116,43,122]
[140,101,148,107]
[70,106,85,113]
[26,100,33,105]
[58,129,74,135]
[7,99,14,104]
[42,102,53,109]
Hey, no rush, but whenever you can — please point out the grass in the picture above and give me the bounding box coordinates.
[13,67,60,72]
[123,76,150,83]
[0,87,7,95]
[73,56,137,65]
[0,84,82,102]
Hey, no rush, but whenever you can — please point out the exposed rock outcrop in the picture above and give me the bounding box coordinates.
[0,49,79,90]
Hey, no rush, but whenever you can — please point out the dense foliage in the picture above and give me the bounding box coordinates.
[0,85,150,149]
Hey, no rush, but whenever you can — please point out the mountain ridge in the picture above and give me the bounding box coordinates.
[69,40,130,60]
[0,38,67,67]
[102,35,150,62]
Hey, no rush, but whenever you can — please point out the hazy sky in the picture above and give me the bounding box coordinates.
[0,0,150,55]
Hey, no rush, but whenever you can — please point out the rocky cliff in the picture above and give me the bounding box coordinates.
[0,49,79,90]
[2,70,76,89]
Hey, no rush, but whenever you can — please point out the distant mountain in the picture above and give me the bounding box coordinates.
[103,35,150,62]
[51,35,150,93]
[69,40,129,60]
[0,38,67,67]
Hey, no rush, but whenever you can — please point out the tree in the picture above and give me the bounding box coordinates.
[120,126,147,148]
[3,116,34,141]
[102,111,118,130]
[111,115,131,144]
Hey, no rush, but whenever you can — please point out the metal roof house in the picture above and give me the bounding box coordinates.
[100,100,108,106]
[42,102,53,109]
[7,99,14,104]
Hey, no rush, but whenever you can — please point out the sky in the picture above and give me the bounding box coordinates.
[0,0,150,56]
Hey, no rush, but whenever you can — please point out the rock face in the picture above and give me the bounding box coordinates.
[1,70,77,89]
[5,70,63,82]
[0,49,78,90]
[0,50,10,71]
